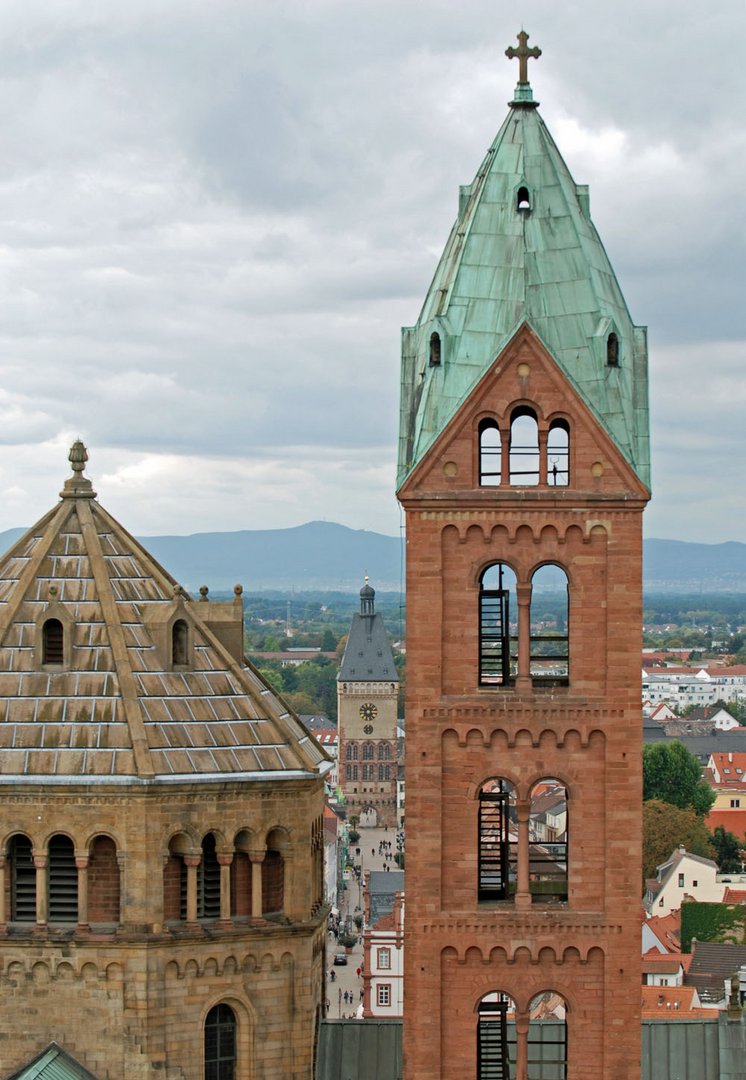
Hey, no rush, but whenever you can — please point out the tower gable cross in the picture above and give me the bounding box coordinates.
[506,30,541,85]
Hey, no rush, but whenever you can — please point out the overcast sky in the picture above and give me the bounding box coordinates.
[0,1,743,543]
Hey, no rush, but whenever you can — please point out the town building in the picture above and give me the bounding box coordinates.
[0,444,330,1079]
[643,847,724,917]
[362,871,404,1019]
[337,583,399,827]
[396,32,649,1079]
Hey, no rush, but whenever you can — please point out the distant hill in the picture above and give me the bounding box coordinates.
[643,539,746,593]
[0,523,745,594]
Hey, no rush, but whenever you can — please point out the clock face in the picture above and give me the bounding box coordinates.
[359,702,378,722]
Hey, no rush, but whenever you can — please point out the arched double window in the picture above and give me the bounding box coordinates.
[479,564,517,686]
[346,743,359,761]
[378,742,391,761]
[478,778,569,905]
[205,1003,237,1080]
[477,990,567,1079]
[378,763,391,781]
[362,742,375,761]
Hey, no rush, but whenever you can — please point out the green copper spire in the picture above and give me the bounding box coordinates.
[398,35,650,491]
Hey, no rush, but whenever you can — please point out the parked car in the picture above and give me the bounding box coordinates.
[333,952,348,966]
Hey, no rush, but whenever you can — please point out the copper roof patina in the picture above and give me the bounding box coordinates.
[398,34,649,490]
[0,444,329,784]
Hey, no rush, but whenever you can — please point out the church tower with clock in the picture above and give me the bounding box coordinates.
[337,582,399,828]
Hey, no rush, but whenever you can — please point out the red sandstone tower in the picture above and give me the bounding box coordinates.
[397,34,650,1080]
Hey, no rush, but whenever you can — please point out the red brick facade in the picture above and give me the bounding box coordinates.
[400,326,648,1079]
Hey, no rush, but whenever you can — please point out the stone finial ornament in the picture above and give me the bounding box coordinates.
[60,440,96,499]
[69,440,89,474]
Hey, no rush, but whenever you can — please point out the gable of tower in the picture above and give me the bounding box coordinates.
[399,322,650,503]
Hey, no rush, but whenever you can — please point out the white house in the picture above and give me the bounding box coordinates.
[644,847,724,917]
[362,872,404,1018]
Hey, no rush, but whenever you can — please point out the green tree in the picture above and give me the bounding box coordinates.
[710,825,744,873]
[643,741,715,815]
[643,800,716,883]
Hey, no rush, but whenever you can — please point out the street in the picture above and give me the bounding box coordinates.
[325,824,403,1018]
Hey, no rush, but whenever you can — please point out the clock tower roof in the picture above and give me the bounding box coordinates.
[338,581,399,684]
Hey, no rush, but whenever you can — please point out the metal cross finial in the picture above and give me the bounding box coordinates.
[506,30,541,85]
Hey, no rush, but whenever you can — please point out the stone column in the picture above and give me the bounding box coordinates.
[217,853,233,928]
[515,799,531,910]
[75,855,89,932]
[538,428,548,486]
[184,855,201,926]
[249,850,265,923]
[34,854,48,929]
[515,1013,529,1080]
[515,583,532,691]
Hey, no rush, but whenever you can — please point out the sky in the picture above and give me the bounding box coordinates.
[0,0,743,542]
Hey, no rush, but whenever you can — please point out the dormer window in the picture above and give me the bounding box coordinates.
[172,619,189,666]
[42,618,64,665]
[607,332,619,367]
[517,185,531,212]
[429,332,442,367]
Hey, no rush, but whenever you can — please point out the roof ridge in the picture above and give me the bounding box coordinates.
[0,501,73,648]
[77,498,154,778]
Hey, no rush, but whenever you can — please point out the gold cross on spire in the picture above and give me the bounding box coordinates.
[505,30,541,85]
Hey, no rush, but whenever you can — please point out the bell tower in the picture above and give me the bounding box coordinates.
[398,34,650,1080]
[337,581,399,828]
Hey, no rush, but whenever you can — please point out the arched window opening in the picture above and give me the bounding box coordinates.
[607,332,619,367]
[42,618,64,665]
[479,419,502,486]
[362,742,375,762]
[429,331,442,367]
[231,832,252,920]
[9,834,35,922]
[199,833,221,919]
[527,991,568,1078]
[378,742,391,761]
[478,992,517,1079]
[48,834,77,923]
[509,408,539,485]
[529,781,568,904]
[172,619,189,666]
[547,420,569,487]
[530,565,569,685]
[517,185,531,212]
[478,778,517,902]
[88,836,120,924]
[479,564,517,686]
[362,763,374,782]
[204,1003,237,1080]
[263,831,285,916]
[164,837,189,922]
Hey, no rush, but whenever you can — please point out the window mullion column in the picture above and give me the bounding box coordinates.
[515,798,531,910]
[515,583,531,691]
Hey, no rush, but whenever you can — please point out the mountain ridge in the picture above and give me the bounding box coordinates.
[0,523,743,593]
